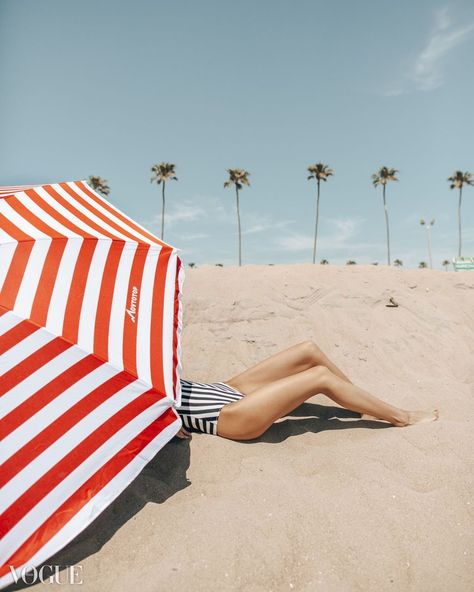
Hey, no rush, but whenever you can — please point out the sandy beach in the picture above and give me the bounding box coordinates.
[16,263,474,592]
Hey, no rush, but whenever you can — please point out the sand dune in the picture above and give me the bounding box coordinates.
[18,264,474,592]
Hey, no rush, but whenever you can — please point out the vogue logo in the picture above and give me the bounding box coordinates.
[9,564,84,584]
[126,286,139,323]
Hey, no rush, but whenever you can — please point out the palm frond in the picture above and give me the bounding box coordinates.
[150,162,178,184]
[87,175,110,196]
[224,168,251,190]
[307,162,334,182]
[371,166,399,187]
[448,170,473,189]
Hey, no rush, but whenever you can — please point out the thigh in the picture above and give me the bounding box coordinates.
[223,340,315,395]
[217,365,330,439]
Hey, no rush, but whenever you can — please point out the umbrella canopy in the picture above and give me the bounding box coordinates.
[0,180,184,588]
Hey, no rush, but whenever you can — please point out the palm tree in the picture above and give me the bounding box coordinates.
[418,261,428,269]
[224,168,250,267]
[87,175,110,196]
[371,166,399,265]
[447,170,473,257]
[420,219,435,268]
[442,259,450,271]
[393,259,403,267]
[150,162,178,241]
[320,258,329,265]
[346,260,356,265]
[307,163,334,264]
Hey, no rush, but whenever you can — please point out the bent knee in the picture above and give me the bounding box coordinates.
[307,364,332,385]
[300,340,322,363]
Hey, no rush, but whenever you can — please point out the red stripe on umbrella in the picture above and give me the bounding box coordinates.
[0,181,184,589]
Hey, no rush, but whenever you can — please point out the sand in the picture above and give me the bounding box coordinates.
[16,264,474,592]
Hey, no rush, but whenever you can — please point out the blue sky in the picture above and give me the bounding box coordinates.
[1,0,473,268]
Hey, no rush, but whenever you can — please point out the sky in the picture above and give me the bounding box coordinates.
[1,0,473,269]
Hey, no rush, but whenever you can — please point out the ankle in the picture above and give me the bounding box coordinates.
[391,409,409,426]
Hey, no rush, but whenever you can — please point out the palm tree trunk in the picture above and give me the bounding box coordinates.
[458,187,463,257]
[161,182,166,241]
[236,186,242,266]
[383,184,391,265]
[312,180,320,264]
[426,227,433,269]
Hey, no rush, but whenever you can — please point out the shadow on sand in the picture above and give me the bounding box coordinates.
[4,403,389,590]
[238,402,392,443]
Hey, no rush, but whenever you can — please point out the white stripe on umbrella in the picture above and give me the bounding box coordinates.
[0,185,40,196]
[45,237,84,335]
[54,184,136,242]
[35,186,111,239]
[0,415,180,590]
[0,310,22,336]
[108,242,138,370]
[0,180,184,588]
[69,182,151,243]
[14,238,52,319]
[0,396,173,565]
[0,198,50,240]
[162,250,179,397]
[74,180,162,245]
[0,363,119,466]
[136,247,160,385]
[0,329,56,375]
[14,191,83,238]
[1,375,149,507]
[1,346,88,416]
[175,261,185,406]
[77,238,112,352]
[0,242,17,293]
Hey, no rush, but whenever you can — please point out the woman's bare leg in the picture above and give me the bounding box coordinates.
[217,366,439,440]
[224,340,353,395]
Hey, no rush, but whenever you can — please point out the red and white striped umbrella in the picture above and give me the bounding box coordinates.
[0,180,184,588]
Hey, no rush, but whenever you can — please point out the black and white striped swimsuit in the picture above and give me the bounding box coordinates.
[176,379,245,436]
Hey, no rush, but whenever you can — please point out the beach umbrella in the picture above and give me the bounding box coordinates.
[0,180,184,588]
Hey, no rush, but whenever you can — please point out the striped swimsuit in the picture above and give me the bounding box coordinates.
[176,379,245,436]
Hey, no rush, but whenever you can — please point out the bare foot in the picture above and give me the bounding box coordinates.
[392,409,439,426]
[360,409,439,426]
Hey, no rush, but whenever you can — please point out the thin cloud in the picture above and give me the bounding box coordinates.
[411,7,474,90]
[145,194,295,245]
[149,200,207,227]
[275,234,313,251]
[243,216,295,235]
[273,217,378,253]
[383,6,474,95]
[173,232,210,241]
[146,194,229,230]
